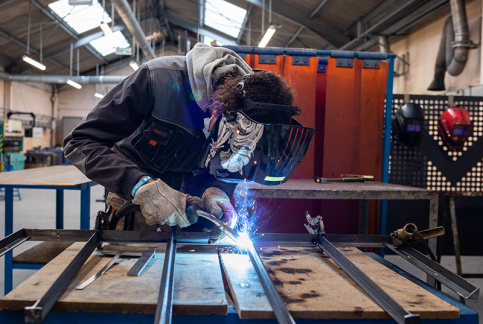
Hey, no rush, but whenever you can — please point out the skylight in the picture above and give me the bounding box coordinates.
[48,0,111,34]
[89,31,130,56]
[204,0,247,38]
[48,0,131,57]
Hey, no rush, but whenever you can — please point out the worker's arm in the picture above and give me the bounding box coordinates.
[63,64,154,200]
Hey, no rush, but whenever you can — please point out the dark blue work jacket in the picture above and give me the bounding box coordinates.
[64,56,233,200]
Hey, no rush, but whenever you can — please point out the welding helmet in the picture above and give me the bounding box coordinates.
[437,107,471,151]
[203,99,315,186]
[392,103,425,148]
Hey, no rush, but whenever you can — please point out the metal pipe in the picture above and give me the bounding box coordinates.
[0,71,125,84]
[155,227,177,324]
[112,0,156,60]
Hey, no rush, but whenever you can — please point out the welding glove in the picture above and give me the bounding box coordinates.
[132,179,202,228]
[202,187,238,242]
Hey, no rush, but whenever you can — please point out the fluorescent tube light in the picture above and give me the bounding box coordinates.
[100,21,113,36]
[94,92,105,99]
[129,60,139,71]
[258,26,276,48]
[22,55,46,71]
[67,80,82,89]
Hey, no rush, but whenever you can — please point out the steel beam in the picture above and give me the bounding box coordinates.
[385,244,479,300]
[315,235,419,324]
[155,227,177,324]
[24,232,100,323]
[245,241,295,324]
[242,0,349,48]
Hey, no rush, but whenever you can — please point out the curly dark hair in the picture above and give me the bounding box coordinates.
[210,70,296,124]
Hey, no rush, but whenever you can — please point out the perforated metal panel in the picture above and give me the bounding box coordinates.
[389,95,483,192]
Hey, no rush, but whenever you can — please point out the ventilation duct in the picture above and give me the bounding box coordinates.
[428,0,477,91]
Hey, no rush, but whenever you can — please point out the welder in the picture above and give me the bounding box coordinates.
[64,43,313,238]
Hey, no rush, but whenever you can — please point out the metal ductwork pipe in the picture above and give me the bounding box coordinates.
[428,0,477,91]
[0,71,125,84]
[112,0,156,61]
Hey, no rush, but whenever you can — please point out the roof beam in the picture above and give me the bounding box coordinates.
[30,0,107,64]
[0,28,69,72]
[242,0,349,48]
[237,4,253,44]
[160,12,237,45]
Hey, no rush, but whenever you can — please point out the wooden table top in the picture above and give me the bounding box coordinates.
[0,242,459,320]
[0,165,96,189]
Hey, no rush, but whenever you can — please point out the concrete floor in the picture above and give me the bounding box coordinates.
[0,185,482,323]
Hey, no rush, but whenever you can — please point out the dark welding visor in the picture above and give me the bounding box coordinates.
[203,109,314,186]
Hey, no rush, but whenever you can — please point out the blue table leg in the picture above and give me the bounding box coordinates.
[4,187,14,294]
[56,190,64,229]
[80,185,90,230]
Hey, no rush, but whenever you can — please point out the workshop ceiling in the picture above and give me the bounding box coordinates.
[0,0,451,78]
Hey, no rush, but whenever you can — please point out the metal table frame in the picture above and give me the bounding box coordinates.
[240,180,439,251]
[0,165,97,294]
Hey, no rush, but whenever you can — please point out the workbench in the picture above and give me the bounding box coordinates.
[0,241,477,323]
[238,179,439,247]
[0,165,97,293]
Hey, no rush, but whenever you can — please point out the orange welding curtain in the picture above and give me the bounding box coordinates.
[316,57,388,235]
[245,53,319,233]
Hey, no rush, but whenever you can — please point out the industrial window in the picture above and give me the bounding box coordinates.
[48,0,130,56]
[204,0,247,38]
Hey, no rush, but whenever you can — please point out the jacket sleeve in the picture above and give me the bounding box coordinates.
[63,65,154,199]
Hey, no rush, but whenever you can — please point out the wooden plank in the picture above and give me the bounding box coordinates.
[222,246,459,320]
[13,241,74,264]
[220,254,272,319]
[1,243,227,315]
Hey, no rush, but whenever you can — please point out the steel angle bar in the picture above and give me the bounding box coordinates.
[155,227,177,324]
[101,229,210,245]
[385,243,479,299]
[24,232,100,323]
[245,242,295,324]
[24,229,95,242]
[315,235,419,324]
[0,229,29,257]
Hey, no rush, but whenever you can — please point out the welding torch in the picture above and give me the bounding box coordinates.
[186,205,241,244]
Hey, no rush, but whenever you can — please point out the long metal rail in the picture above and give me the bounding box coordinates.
[0,228,479,324]
[385,243,479,299]
[315,234,420,324]
[24,232,100,323]
[155,227,178,324]
[245,240,296,324]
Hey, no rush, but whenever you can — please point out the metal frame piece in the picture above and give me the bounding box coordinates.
[128,250,156,277]
[245,242,295,324]
[385,244,479,299]
[155,227,177,324]
[0,229,30,257]
[24,232,100,323]
[315,235,420,324]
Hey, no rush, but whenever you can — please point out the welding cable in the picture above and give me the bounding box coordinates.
[108,201,135,230]
[409,227,437,261]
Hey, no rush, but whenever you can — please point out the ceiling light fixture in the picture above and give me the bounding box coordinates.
[22,55,46,71]
[129,60,139,71]
[94,92,105,99]
[67,79,82,89]
[258,25,276,48]
[100,21,113,36]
